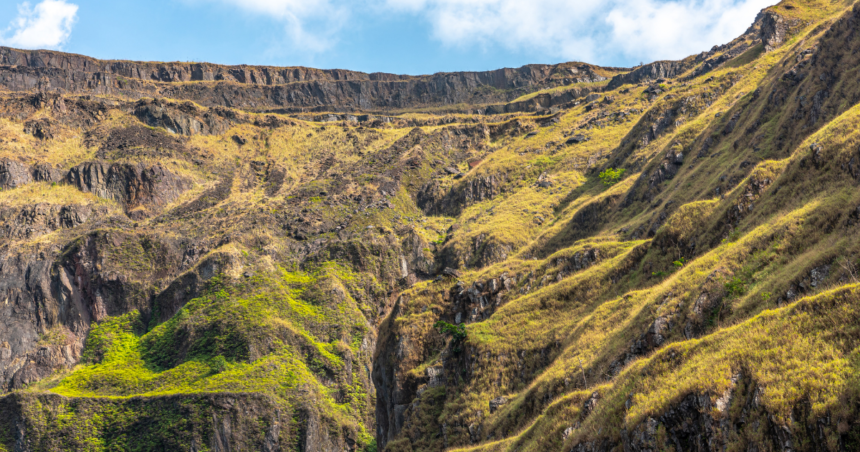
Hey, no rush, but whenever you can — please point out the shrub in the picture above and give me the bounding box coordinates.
[599,168,626,186]
[725,277,747,299]
[434,321,467,342]
[208,355,229,374]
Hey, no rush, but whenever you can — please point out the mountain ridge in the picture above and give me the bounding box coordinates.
[1,0,860,451]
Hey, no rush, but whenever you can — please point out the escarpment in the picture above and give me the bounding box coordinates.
[0,47,625,112]
[2,0,860,451]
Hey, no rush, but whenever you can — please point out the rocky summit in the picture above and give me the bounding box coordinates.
[2,0,860,451]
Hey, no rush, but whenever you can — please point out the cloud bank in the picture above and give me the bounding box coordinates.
[1,0,79,50]
[385,0,775,64]
[0,0,775,66]
[188,0,775,64]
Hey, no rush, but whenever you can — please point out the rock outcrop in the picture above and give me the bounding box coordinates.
[0,46,627,112]
[65,162,188,217]
[0,204,100,240]
[760,11,794,52]
[607,61,692,90]
[0,159,32,190]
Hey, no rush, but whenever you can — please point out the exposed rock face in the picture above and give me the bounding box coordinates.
[0,159,32,190]
[0,204,98,239]
[65,162,188,217]
[0,160,63,190]
[23,117,55,140]
[31,163,63,184]
[0,392,291,451]
[150,251,236,324]
[761,12,791,52]
[418,172,507,216]
[0,46,625,111]
[2,2,860,451]
[607,61,691,90]
[0,46,382,85]
[133,99,233,136]
[0,249,66,391]
[0,229,182,392]
[401,231,436,278]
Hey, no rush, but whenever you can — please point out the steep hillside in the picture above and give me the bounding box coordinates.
[2,0,860,451]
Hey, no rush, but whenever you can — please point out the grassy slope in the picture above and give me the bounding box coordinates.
[0,0,859,451]
[379,1,860,450]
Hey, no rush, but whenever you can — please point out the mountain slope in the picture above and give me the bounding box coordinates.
[0,0,860,451]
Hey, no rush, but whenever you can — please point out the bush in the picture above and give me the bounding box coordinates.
[434,321,467,342]
[208,355,229,374]
[725,277,747,299]
[599,168,626,186]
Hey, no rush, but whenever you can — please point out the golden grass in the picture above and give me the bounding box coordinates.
[0,182,117,208]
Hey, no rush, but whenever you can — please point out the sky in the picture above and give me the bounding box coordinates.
[0,0,777,75]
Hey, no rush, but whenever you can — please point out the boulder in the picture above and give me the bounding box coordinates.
[489,397,508,414]
[760,12,791,52]
[566,135,589,145]
[442,267,461,278]
[0,159,32,189]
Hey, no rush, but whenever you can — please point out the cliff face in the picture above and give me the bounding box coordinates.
[0,46,620,111]
[1,0,860,451]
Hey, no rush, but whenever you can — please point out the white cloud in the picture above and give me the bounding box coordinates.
[1,0,79,50]
[196,0,348,53]
[384,0,605,62]
[182,0,777,62]
[606,0,775,62]
[383,0,776,64]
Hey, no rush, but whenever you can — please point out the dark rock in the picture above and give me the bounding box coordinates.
[537,172,554,188]
[0,46,608,112]
[133,99,231,136]
[566,135,589,145]
[31,163,62,183]
[65,162,189,217]
[23,118,55,140]
[0,159,31,189]
[760,11,792,52]
[442,267,461,278]
[0,204,97,240]
[96,124,188,159]
[608,61,691,89]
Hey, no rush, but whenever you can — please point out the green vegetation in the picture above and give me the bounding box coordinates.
[32,265,377,450]
[598,167,626,186]
[5,1,860,450]
[435,321,467,342]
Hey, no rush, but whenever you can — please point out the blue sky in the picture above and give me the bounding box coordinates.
[0,0,776,75]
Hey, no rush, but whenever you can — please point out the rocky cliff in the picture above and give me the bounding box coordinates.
[1,0,860,451]
[0,46,622,112]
